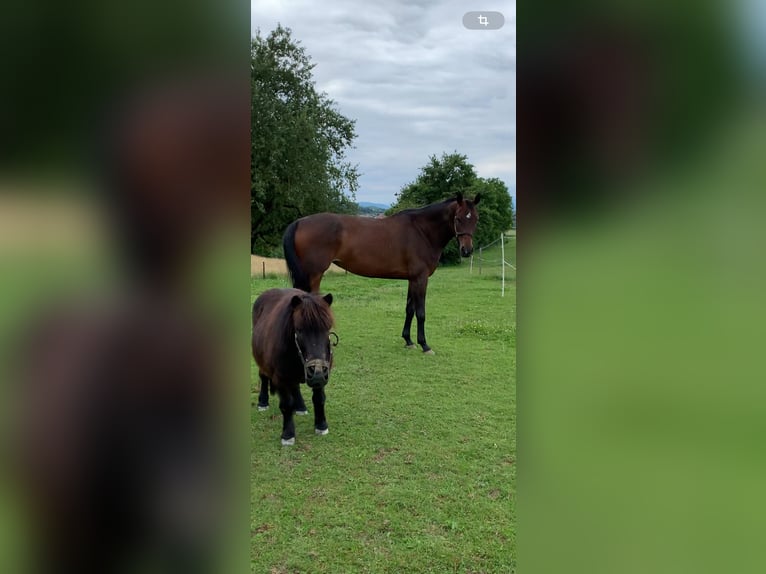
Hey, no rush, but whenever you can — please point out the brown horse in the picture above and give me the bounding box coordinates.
[283,193,480,353]
[252,288,337,446]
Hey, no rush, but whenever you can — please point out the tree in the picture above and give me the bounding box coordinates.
[251,25,359,255]
[470,177,514,248]
[387,152,477,212]
[388,152,514,264]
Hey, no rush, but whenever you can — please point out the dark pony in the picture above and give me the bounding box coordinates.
[252,288,336,445]
[283,193,480,353]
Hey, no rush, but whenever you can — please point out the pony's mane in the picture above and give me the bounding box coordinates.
[291,294,334,333]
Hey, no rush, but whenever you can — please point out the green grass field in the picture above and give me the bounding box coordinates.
[250,240,516,573]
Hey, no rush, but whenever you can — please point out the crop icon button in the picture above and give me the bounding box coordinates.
[463,11,505,30]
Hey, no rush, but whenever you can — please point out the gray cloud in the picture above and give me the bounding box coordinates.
[252,0,516,206]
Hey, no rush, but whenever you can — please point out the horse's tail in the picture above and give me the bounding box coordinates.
[283,220,311,292]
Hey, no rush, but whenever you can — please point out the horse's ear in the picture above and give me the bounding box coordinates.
[323,293,333,307]
[473,193,481,205]
[290,295,302,308]
[456,192,464,204]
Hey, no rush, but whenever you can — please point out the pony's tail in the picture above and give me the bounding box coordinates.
[283,220,311,292]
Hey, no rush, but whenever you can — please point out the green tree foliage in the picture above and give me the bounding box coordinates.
[470,177,514,245]
[251,25,359,255]
[387,152,478,212]
[388,152,514,264]
[2,0,238,171]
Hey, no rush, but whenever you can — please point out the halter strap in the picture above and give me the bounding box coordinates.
[453,216,473,239]
[294,331,339,381]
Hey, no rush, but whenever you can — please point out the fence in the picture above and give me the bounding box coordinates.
[469,232,516,296]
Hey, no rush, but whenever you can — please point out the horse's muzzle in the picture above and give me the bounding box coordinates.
[305,359,330,388]
[461,246,474,257]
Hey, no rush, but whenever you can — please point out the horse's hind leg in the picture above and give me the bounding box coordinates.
[279,388,297,446]
[309,274,324,294]
[257,373,270,410]
[312,387,328,435]
[304,243,335,293]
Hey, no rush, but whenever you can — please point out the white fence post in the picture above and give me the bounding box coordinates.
[500,233,505,297]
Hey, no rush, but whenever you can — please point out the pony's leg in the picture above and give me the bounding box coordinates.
[294,386,309,415]
[413,278,433,354]
[278,389,296,446]
[257,373,270,410]
[312,387,328,435]
[402,282,416,348]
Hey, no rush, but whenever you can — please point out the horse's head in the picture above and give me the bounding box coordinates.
[453,193,481,257]
[290,292,336,388]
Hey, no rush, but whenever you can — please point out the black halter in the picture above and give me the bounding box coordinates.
[294,331,339,381]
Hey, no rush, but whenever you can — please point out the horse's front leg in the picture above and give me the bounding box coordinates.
[402,282,416,348]
[278,387,297,446]
[312,386,328,436]
[413,278,433,354]
[257,372,270,411]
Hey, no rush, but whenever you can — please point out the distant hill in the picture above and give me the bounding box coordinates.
[356,201,389,217]
[358,201,390,209]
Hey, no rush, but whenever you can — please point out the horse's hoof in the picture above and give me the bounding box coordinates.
[315,428,329,436]
[423,349,435,355]
[405,344,417,349]
[295,409,309,415]
[281,437,295,446]
[257,405,269,411]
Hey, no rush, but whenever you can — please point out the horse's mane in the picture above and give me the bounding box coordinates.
[391,197,457,218]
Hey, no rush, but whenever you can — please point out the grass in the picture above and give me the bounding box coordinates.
[250,241,516,573]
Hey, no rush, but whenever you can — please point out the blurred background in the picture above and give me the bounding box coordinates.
[520,0,766,573]
[2,0,765,572]
[0,1,249,572]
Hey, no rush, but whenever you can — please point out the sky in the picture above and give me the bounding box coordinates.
[251,0,516,208]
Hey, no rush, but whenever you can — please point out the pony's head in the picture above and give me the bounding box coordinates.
[290,292,336,388]
[453,193,481,257]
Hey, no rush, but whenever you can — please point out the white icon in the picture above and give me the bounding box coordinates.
[477,14,489,26]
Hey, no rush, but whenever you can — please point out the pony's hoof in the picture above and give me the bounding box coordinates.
[315,428,329,436]
[295,409,309,415]
[281,437,295,446]
[405,344,417,349]
[424,349,435,355]
[257,405,269,411]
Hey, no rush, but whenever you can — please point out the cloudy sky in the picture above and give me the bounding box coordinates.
[251,0,516,208]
